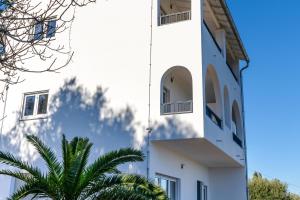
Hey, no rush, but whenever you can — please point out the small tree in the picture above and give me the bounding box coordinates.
[249,172,300,200]
[0,135,167,200]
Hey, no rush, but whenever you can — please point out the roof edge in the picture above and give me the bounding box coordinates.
[219,0,249,62]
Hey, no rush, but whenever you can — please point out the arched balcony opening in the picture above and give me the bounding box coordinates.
[205,65,223,129]
[224,86,230,128]
[232,100,243,148]
[161,66,193,115]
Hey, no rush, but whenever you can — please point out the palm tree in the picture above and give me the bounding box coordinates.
[0,135,167,200]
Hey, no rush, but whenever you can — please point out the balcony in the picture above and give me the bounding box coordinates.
[232,133,243,148]
[206,106,222,129]
[203,20,239,84]
[152,138,244,167]
[231,101,243,148]
[161,66,193,115]
[162,100,193,114]
[159,0,191,26]
[160,11,191,26]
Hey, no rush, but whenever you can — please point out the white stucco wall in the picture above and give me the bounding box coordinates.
[150,142,211,200]
[209,167,247,200]
[0,0,248,199]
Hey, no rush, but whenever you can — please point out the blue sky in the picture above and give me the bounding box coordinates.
[227,0,300,194]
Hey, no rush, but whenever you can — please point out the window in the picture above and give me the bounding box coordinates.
[22,91,49,119]
[197,181,208,200]
[155,174,179,200]
[33,19,57,41]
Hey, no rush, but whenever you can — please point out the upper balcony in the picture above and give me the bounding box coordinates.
[159,0,191,25]
[202,0,249,84]
[160,66,193,115]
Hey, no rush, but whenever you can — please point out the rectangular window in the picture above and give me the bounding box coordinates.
[33,19,57,41]
[197,181,208,200]
[22,91,49,119]
[155,174,179,200]
[46,20,57,38]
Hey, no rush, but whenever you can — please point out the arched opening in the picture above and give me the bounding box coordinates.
[205,65,222,128]
[232,100,243,147]
[161,66,193,115]
[224,86,230,128]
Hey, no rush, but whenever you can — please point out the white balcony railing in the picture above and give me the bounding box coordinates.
[162,100,193,114]
[160,11,191,25]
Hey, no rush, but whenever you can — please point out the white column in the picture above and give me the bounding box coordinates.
[215,29,226,59]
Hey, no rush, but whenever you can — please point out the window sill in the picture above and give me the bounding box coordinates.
[19,114,49,121]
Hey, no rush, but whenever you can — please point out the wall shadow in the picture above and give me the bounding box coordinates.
[151,116,198,141]
[0,78,145,174]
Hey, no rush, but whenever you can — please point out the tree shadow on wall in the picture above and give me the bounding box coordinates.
[151,117,198,141]
[0,78,145,174]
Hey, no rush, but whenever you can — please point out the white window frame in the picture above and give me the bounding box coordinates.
[197,181,208,200]
[31,17,57,41]
[21,90,49,120]
[155,173,180,200]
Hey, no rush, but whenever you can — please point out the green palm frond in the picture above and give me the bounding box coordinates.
[82,174,167,200]
[0,170,33,183]
[26,135,62,182]
[78,148,144,192]
[0,134,167,200]
[9,180,54,200]
[62,136,92,199]
[86,148,144,176]
[0,151,44,180]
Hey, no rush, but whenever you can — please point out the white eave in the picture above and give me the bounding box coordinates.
[208,0,249,61]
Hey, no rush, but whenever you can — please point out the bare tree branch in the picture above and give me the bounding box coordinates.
[0,0,95,99]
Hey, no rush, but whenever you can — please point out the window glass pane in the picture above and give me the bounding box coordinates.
[24,96,35,116]
[37,94,48,114]
[0,43,5,55]
[34,22,43,40]
[155,177,159,185]
[197,181,203,200]
[0,0,11,11]
[204,185,208,200]
[169,180,176,200]
[46,20,56,38]
[160,178,168,194]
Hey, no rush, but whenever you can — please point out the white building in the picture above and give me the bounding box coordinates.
[0,0,250,199]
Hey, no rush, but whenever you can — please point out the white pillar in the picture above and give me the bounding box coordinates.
[215,29,226,59]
